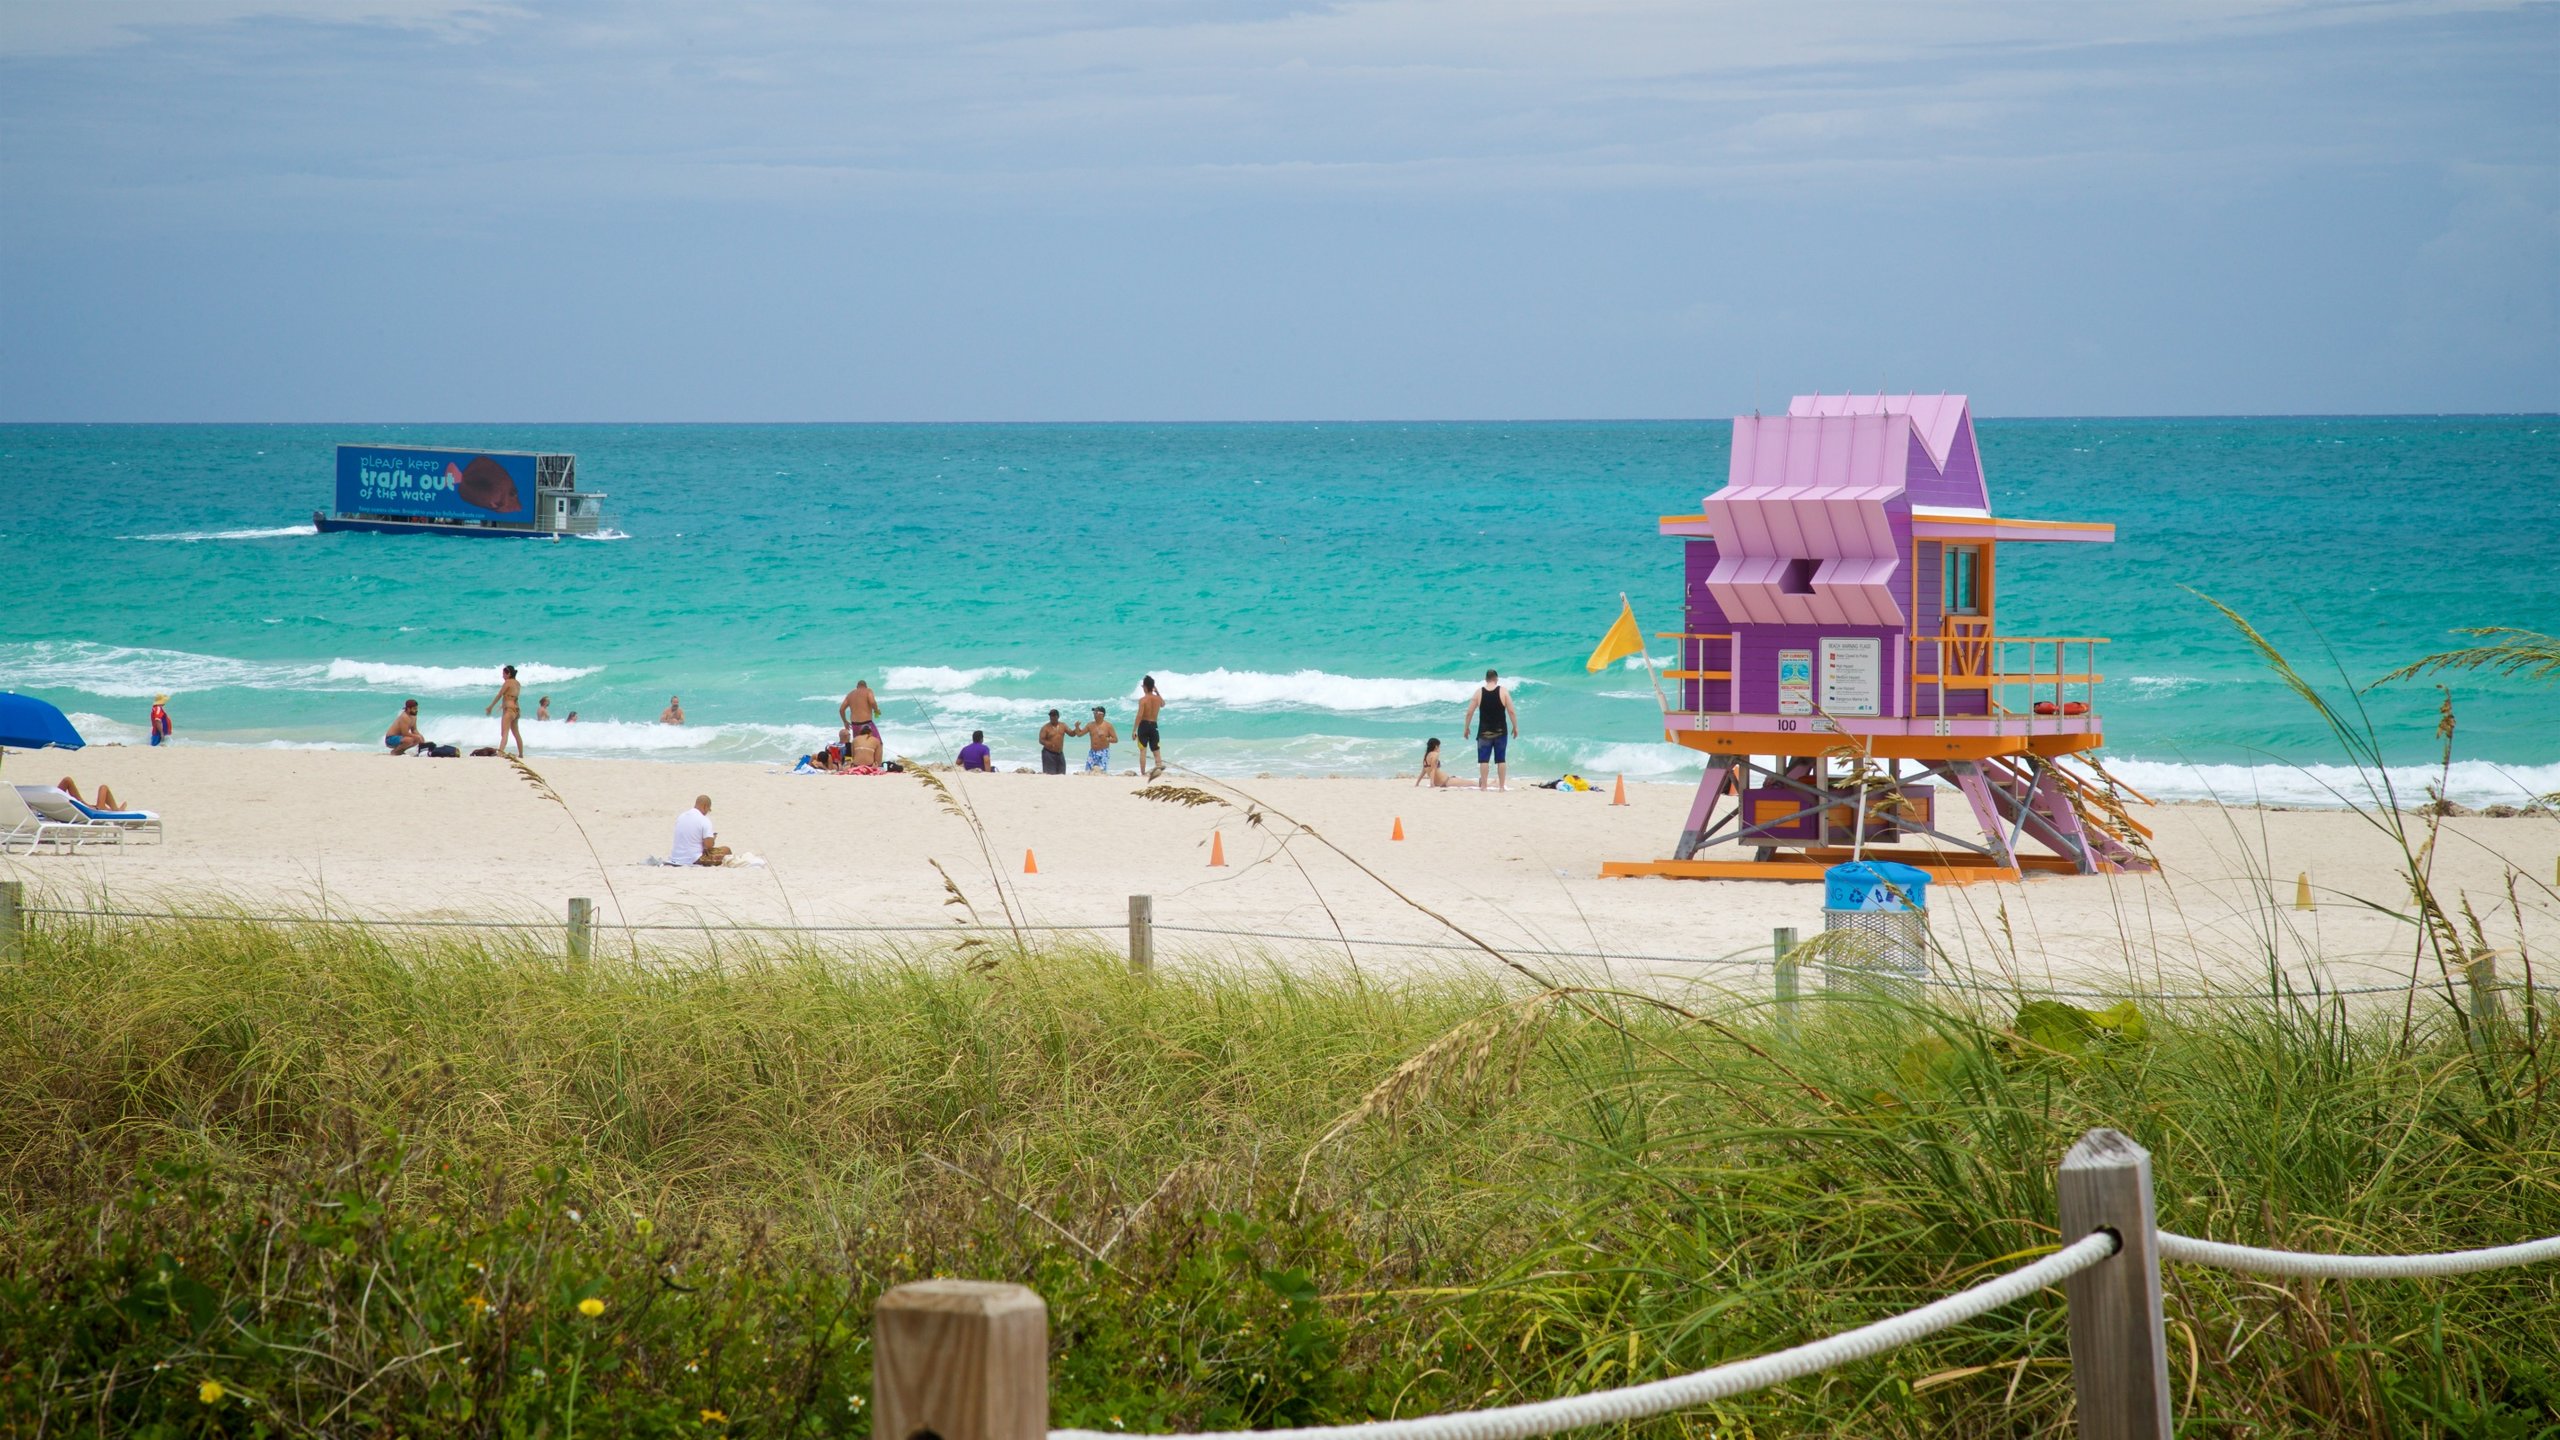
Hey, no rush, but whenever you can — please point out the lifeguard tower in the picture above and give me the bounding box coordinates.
[1603,394,2152,885]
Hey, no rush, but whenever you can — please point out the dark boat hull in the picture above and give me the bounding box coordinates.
[313,511,554,539]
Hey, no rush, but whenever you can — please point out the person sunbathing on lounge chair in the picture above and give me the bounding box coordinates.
[53,777,128,811]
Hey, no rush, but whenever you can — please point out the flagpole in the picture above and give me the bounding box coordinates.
[1624,591,1672,723]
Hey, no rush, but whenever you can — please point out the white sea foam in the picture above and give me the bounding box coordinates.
[419,716,833,759]
[2104,758,2560,811]
[125,525,317,542]
[882,665,1036,693]
[1561,740,1706,780]
[1143,668,1520,713]
[2,641,600,698]
[3,641,300,698]
[65,711,148,744]
[2121,675,2205,699]
[323,659,600,692]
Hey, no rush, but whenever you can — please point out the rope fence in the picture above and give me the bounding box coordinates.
[2157,1229,2560,1280]
[1053,1232,2126,1440]
[875,1129,2560,1440]
[0,883,2528,1010]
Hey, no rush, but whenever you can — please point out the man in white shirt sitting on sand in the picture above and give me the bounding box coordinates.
[668,794,730,867]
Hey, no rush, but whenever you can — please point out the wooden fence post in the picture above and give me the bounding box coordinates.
[0,880,21,962]
[874,1280,1047,1440]
[1128,894,1154,975]
[1772,927,1798,1030]
[2059,1128,2172,1439]
[2468,954,2502,1029]
[567,897,592,962]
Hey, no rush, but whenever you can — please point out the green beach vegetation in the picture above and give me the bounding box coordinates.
[1,914,2553,1437]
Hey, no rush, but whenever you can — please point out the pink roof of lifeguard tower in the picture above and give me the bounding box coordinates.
[1660,394,2112,573]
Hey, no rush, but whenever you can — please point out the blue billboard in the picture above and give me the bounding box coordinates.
[335,446,537,523]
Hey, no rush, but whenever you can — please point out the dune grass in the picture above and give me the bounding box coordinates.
[1,914,2554,1438]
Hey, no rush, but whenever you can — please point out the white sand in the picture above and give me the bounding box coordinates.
[10,746,2556,998]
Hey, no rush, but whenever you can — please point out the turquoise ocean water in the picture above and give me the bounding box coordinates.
[3,419,2554,806]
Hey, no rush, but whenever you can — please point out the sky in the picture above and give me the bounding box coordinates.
[1,1,2553,420]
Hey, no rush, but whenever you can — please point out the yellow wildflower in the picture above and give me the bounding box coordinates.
[578,1297,606,1318]
[198,1380,225,1404]
[701,1409,729,1424]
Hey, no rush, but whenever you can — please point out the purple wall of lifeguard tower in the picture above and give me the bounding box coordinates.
[1612,393,2138,884]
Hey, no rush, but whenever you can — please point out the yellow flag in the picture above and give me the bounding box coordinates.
[1584,599,1644,674]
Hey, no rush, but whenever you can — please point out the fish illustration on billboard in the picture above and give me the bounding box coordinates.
[450,456,523,514]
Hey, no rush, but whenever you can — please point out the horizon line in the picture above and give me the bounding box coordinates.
[3,412,2554,428]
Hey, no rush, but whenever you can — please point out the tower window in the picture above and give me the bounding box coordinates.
[1944,546,1984,615]
[1779,558,1818,595]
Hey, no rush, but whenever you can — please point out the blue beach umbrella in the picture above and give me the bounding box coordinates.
[0,694,86,777]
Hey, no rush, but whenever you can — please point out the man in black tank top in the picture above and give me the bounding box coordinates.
[1459,667,1519,791]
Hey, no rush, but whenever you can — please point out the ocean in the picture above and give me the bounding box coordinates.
[3,418,2554,807]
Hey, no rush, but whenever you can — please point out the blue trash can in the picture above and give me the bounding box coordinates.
[1822,860,1932,912]
[1822,861,1932,990]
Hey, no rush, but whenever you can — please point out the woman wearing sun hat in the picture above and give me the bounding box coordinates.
[149,694,173,747]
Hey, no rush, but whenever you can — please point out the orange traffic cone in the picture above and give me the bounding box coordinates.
[1023,849,1038,875]
[1391,817,1405,841]
[1611,775,1628,806]
[1208,831,1227,867]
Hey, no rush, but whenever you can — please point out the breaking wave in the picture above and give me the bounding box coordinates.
[2104,758,2559,811]
[881,665,1037,693]
[322,659,600,692]
[124,525,317,542]
[0,641,599,698]
[419,716,833,759]
[1142,668,1525,713]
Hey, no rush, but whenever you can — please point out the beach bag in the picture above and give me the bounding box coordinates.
[429,743,462,758]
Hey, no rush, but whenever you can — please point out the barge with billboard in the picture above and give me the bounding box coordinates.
[314,445,608,538]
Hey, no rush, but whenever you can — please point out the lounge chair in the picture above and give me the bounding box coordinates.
[0,784,121,853]
[56,789,163,843]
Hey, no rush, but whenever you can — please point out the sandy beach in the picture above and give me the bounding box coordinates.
[11,745,2553,997]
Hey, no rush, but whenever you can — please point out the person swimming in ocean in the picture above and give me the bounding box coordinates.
[661,695,685,725]
[536,695,551,722]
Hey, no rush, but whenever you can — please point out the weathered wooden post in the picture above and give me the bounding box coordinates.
[2468,953,2502,1030]
[567,897,593,962]
[874,1280,1048,1440]
[1772,926,1799,1030]
[0,880,22,962]
[1128,894,1154,975]
[2059,1128,2172,1438]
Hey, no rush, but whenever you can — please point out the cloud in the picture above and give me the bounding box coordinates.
[0,0,518,57]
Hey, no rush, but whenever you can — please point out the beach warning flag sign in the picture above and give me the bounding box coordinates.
[1585,599,1644,674]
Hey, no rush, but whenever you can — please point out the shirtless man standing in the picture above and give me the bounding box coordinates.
[1458,667,1520,791]
[1037,709,1069,775]
[1071,705,1118,773]
[385,699,426,755]
[661,696,685,725]
[839,680,884,748]
[484,664,525,758]
[1133,676,1166,778]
